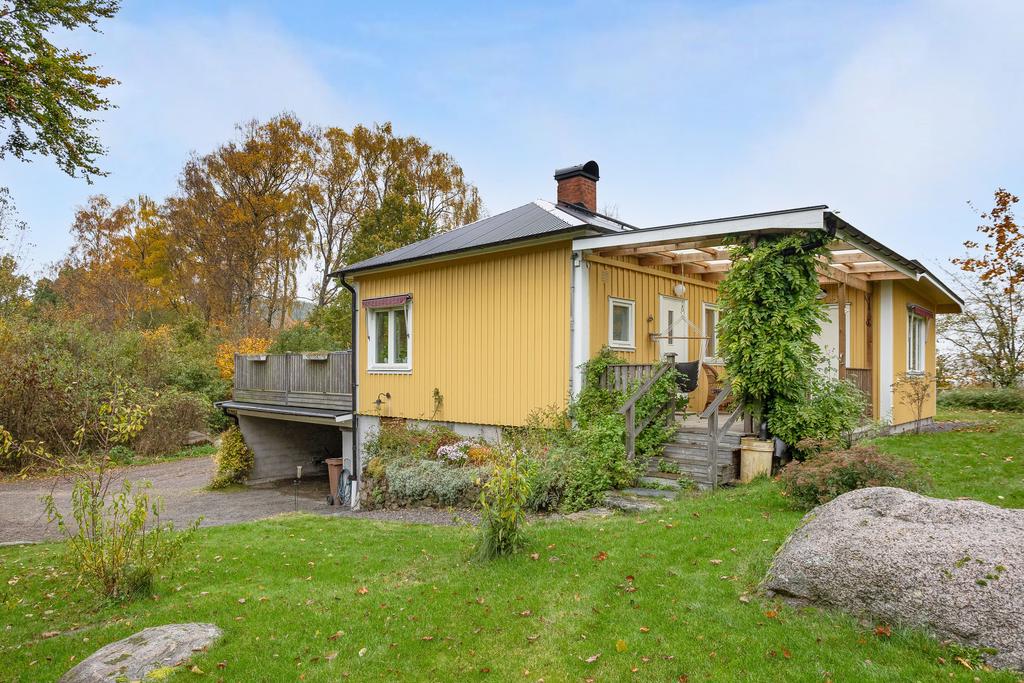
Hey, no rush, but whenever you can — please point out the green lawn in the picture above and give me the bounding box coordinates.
[2,411,1021,682]
[873,409,1024,508]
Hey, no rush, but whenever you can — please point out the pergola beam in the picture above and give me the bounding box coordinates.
[815,260,869,292]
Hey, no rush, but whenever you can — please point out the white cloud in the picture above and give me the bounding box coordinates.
[1,10,349,269]
[727,0,1024,258]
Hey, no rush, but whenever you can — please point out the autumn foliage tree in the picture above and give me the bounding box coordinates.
[164,114,314,329]
[942,189,1024,387]
[55,194,174,327]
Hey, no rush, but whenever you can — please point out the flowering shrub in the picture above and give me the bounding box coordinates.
[436,439,475,464]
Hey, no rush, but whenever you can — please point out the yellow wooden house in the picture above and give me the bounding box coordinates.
[336,161,960,460]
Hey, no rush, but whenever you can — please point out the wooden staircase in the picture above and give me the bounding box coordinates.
[642,425,741,490]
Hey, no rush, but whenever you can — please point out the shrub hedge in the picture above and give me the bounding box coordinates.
[937,387,1024,412]
[777,444,929,509]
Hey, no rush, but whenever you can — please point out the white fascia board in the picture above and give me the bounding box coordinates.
[571,207,827,252]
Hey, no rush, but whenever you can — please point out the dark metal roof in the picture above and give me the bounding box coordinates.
[335,201,626,276]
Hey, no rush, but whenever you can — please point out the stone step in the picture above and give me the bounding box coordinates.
[620,487,677,499]
[638,476,682,489]
[671,431,743,444]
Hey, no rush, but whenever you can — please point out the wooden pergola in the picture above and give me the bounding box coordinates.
[589,241,902,380]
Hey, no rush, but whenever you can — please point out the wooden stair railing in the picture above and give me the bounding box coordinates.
[699,380,749,490]
[617,353,678,461]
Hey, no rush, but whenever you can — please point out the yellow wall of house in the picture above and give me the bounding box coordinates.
[586,255,719,412]
[353,241,572,427]
[891,280,938,425]
[819,284,871,370]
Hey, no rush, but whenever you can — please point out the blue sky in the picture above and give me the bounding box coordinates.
[2,0,1022,291]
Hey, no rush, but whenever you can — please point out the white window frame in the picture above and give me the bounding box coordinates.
[367,302,412,373]
[703,302,722,363]
[907,310,927,375]
[608,297,635,350]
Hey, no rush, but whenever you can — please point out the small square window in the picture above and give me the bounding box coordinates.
[608,298,635,349]
[368,302,412,372]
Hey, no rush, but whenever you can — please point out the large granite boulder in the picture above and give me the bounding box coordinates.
[764,487,1023,670]
[59,623,222,682]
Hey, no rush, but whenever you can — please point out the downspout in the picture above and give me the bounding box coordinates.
[339,273,360,508]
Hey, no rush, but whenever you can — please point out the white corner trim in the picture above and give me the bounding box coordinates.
[570,251,589,398]
[878,281,894,421]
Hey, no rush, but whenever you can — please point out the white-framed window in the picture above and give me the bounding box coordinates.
[703,302,721,362]
[367,302,412,372]
[907,310,927,374]
[608,297,635,350]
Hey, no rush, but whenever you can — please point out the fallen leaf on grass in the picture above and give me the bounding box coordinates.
[356,587,369,595]
[616,639,628,653]
[639,627,650,633]
[709,559,723,566]
[328,631,343,641]
[527,634,540,642]
[519,610,532,617]
[40,631,60,639]
[529,553,539,560]
[764,610,779,619]
[585,653,601,663]
[325,651,338,661]
[593,551,608,562]
[874,624,892,638]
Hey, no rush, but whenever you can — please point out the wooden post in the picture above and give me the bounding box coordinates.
[625,405,636,460]
[707,411,719,491]
[838,283,847,380]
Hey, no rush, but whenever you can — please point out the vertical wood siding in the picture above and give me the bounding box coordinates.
[354,242,571,427]
[890,281,938,424]
[587,255,719,411]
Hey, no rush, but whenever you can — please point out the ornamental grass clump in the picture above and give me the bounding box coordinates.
[476,448,529,560]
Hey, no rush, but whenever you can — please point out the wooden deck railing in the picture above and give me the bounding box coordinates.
[606,354,678,461]
[699,381,750,490]
[233,351,353,412]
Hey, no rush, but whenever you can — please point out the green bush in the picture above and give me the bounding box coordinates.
[476,449,529,559]
[108,444,135,465]
[777,445,929,509]
[768,374,867,457]
[133,389,208,458]
[268,323,341,354]
[363,421,461,473]
[44,477,198,600]
[210,426,254,488]
[385,459,490,506]
[937,387,1024,412]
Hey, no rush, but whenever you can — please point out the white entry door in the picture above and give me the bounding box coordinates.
[658,295,689,361]
[813,304,851,376]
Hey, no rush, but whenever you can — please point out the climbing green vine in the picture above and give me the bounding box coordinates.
[717,231,830,425]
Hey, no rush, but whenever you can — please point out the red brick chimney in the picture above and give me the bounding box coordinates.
[554,161,599,212]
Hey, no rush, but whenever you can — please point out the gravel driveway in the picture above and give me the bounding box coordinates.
[0,456,476,545]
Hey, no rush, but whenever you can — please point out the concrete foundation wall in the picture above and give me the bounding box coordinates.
[237,415,352,483]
